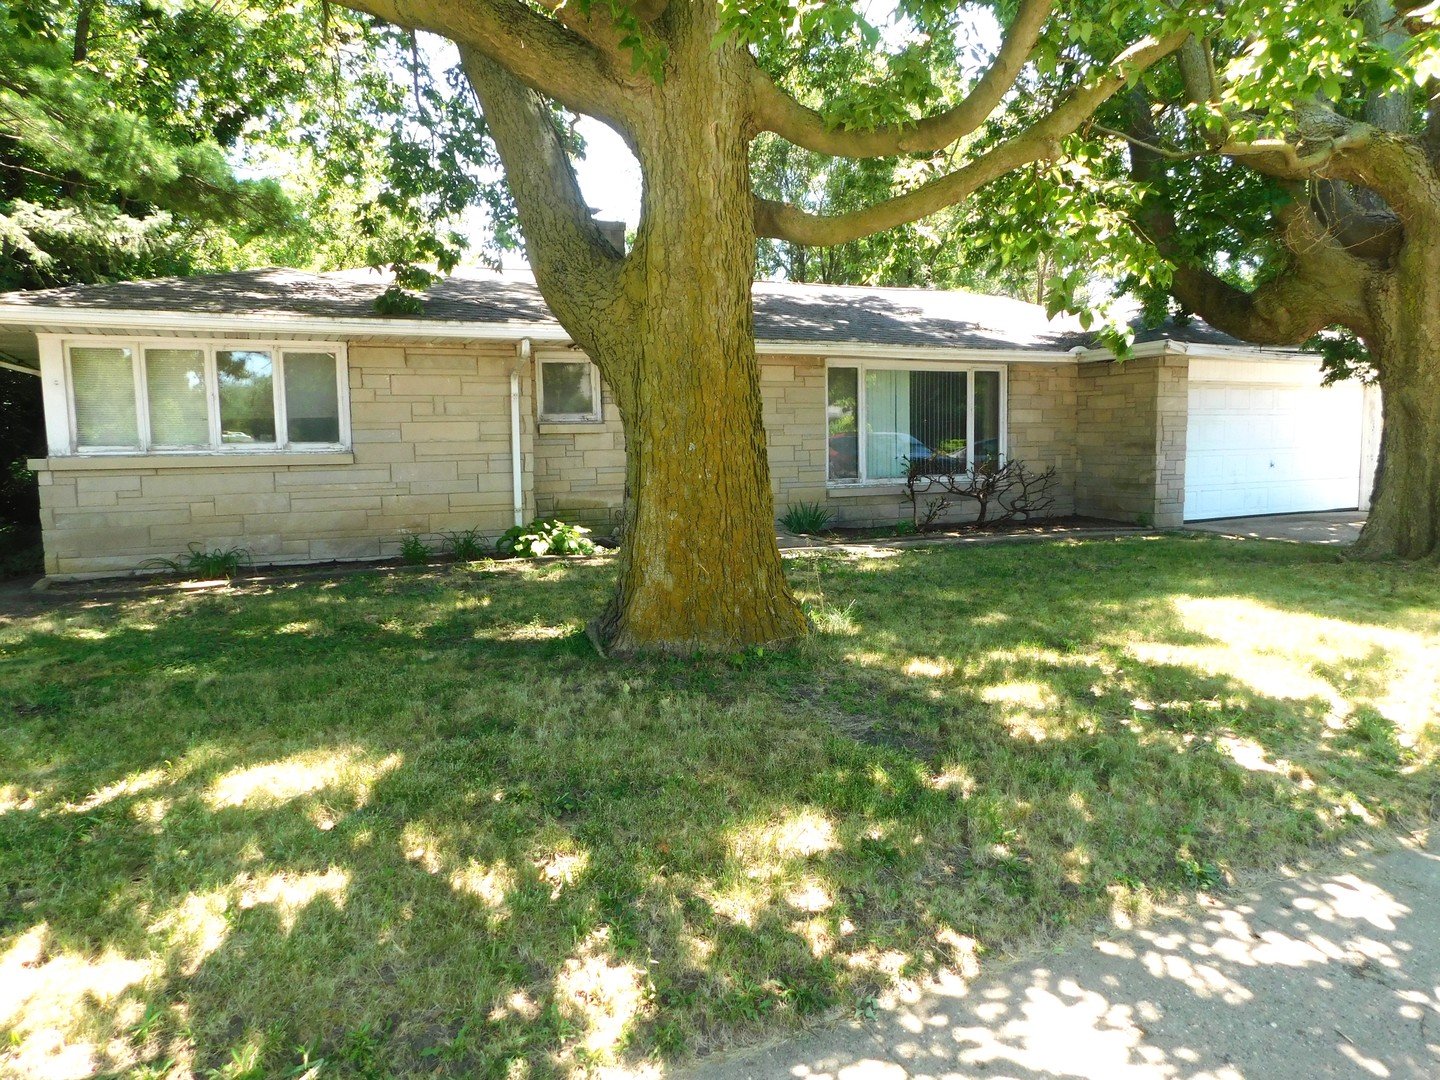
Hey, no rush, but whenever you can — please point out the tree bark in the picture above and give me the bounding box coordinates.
[591,5,806,654]
[465,7,805,654]
[1352,224,1440,559]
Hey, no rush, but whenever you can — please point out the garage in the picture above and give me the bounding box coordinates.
[1184,357,1370,521]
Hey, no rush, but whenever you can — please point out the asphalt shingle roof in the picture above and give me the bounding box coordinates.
[0,266,1265,352]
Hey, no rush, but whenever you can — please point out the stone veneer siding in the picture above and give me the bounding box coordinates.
[1074,354,1188,527]
[32,340,535,577]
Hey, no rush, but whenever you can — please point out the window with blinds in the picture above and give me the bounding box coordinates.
[826,362,1004,484]
[63,339,347,454]
[72,346,140,448]
[145,348,210,446]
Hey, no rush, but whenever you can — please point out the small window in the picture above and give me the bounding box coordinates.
[539,358,601,422]
[145,348,210,447]
[217,349,277,445]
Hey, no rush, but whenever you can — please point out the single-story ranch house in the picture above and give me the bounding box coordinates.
[0,267,1381,579]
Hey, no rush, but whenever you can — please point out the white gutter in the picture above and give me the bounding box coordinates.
[0,305,573,343]
[1076,340,1173,362]
[512,339,529,527]
[754,340,1079,363]
[1077,339,1308,363]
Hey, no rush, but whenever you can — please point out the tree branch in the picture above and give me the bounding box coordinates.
[459,46,629,352]
[1217,106,1434,221]
[1173,203,1376,344]
[331,0,632,127]
[749,0,1053,158]
[1127,93,1376,344]
[1092,123,1208,160]
[754,30,1189,245]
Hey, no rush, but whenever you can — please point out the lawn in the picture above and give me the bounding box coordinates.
[1,535,1437,1079]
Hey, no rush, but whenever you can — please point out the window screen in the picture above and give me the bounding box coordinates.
[541,360,597,419]
[283,352,341,443]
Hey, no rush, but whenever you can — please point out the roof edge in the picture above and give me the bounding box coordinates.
[0,306,573,342]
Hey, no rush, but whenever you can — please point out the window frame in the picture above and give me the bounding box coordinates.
[825,357,1008,486]
[536,354,603,423]
[60,337,351,455]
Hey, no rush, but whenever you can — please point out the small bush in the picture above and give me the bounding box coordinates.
[145,543,251,580]
[442,527,489,561]
[781,501,833,535]
[497,517,596,558]
[903,459,1058,532]
[399,533,432,566]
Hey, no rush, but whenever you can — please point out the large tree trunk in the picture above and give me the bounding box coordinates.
[1353,227,1440,559]
[593,8,806,654]
[462,10,807,654]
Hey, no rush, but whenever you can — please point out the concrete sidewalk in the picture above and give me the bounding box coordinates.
[681,832,1440,1080]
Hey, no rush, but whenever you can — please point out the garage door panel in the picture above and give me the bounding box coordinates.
[1196,387,1228,411]
[1185,377,1363,520]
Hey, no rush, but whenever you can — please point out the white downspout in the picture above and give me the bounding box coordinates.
[512,339,529,526]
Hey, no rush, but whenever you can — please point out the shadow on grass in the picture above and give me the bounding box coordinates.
[0,536,1435,1077]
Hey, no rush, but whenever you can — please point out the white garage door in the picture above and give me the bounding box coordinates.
[1185,374,1364,521]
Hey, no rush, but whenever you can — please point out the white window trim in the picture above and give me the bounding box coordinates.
[50,335,351,456]
[536,353,602,423]
[824,357,1008,487]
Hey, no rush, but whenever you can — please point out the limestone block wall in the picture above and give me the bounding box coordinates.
[1074,353,1187,526]
[531,382,627,533]
[32,339,531,578]
[760,355,829,510]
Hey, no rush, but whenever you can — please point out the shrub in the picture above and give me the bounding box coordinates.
[145,543,251,580]
[781,501,833,535]
[903,459,1058,532]
[497,517,596,558]
[442,527,489,561]
[399,533,432,565]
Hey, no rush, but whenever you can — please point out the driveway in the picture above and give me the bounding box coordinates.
[681,832,1440,1080]
[1184,511,1366,546]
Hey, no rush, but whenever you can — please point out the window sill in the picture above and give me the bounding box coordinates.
[29,451,355,472]
[538,421,608,434]
[826,482,908,498]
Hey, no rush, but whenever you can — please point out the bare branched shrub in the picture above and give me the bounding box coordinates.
[903,460,1058,531]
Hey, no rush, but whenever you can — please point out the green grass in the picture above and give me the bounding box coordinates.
[1,536,1437,1078]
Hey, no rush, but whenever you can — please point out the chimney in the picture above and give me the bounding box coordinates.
[595,219,627,255]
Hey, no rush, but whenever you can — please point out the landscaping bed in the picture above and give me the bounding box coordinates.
[1,536,1436,1077]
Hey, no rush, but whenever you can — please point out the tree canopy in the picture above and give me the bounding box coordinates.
[0,0,497,290]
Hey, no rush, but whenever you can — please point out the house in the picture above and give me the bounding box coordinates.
[0,268,1381,579]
